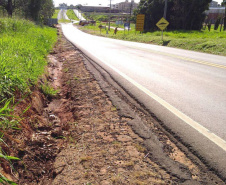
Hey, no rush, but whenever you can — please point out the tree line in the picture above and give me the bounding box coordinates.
[135,0,225,31]
[0,0,54,23]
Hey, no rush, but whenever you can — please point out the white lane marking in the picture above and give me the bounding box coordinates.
[62,24,226,152]
[102,62,226,152]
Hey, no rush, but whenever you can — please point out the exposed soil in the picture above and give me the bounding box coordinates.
[1,26,225,185]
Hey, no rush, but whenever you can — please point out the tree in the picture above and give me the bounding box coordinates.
[25,0,54,23]
[0,0,14,16]
[135,0,211,31]
[0,0,54,21]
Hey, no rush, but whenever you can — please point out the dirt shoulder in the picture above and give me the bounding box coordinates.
[2,26,224,185]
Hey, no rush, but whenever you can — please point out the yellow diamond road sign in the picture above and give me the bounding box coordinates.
[156,17,169,31]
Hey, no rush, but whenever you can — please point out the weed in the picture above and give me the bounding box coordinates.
[74,76,79,80]
[0,173,17,185]
[111,106,117,111]
[41,82,58,98]
[134,143,146,153]
[0,138,20,185]
[0,99,19,130]
[69,136,77,144]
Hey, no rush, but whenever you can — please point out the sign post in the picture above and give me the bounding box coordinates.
[124,22,130,35]
[156,17,169,40]
[136,14,145,33]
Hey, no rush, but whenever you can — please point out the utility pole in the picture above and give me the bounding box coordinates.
[129,0,134,29]
[108,0,112,31]
[162,0,168,41]
[163,0,168,19]
[224,0,226,30]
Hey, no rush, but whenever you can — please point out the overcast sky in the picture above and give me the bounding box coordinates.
[53,0,223,7]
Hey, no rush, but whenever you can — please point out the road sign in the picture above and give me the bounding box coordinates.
[136,14,145,32]
[156,17,169,31]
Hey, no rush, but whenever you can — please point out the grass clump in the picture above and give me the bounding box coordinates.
[41,82,58,98]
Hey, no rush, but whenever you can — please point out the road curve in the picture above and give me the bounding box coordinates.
[73,9,86,21]
[57,9,70,20]
[61,23,226,180]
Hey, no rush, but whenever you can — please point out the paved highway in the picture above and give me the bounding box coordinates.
[73,9,86,20]
[61,23,226,180]
[57,9,69,20]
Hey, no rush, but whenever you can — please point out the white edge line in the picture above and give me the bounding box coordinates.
[104,62,226,152]
[62,24,226,152]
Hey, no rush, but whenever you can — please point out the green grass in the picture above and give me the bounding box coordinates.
[0,18,57,128]
[79,24,226,56]
[0,17,57,185]
[58,19,71,23]
[41,82,59,98]
[52,9,60,19]
[0,18,57,100]
[66,9,79,21]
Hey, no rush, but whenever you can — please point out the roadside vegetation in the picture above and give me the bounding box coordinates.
[0,0,54,24]
[52,9,60,19]
[57,9,71,23]
[79,24,226,56]
[66,9,79,21]
[0,18,57,184]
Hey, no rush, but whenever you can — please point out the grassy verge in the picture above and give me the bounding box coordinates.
[0,18,57,121]
[79,24,226,56]
[0,17,57,184]
[0,18,57,100]
[66,9,79,21]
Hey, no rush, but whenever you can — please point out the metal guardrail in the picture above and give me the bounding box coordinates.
[47,19,58,26]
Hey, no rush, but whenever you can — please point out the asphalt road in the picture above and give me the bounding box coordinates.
[57,9,69,20]
[61,23,226,180]
[73,9,86,20]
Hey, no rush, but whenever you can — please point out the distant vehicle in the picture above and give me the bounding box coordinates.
[79,20,96,26]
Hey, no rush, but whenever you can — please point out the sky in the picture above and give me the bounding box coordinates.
[53,0,223,7]
[54,0,141,6]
